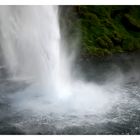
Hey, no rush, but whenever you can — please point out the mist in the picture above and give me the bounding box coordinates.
[0,5,140,134]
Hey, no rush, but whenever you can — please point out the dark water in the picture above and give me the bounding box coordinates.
[0,52,140,135]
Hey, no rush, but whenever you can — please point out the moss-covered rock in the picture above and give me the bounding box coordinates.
[96,35,114,49]
[60,6,140,57]
[122,14,140,32]
[122,37,140,51]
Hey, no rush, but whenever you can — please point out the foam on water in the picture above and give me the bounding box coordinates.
[0,6,123,119]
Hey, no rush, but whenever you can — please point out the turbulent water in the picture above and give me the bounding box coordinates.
[0,5,140,134]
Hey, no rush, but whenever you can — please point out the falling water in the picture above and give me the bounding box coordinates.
[0,6,140,134]
[0,6,72,98]
[0,6,60,81]
[0,5,117,112]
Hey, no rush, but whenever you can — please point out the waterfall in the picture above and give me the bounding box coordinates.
[0,6,60,79]
[0,6,73,99]
[0,6,121,116]
[0,5,139,134]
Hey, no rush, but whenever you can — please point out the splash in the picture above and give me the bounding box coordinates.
[0,6,121,117]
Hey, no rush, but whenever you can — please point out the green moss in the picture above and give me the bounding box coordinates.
[96,35,114,49]
[86,46,112,57]
[124,14,140,30]
[122,38,140,52]
[60,6,140,57]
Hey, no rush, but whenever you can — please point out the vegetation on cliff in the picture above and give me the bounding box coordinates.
[60,6,140,58]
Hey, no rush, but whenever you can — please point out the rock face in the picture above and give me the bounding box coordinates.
[60,6,140,58]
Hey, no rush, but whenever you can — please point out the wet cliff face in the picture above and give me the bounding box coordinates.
[60,6,140,58]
